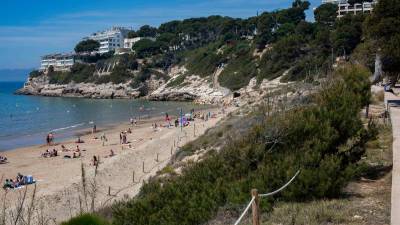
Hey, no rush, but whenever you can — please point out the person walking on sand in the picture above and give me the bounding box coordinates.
[46,134,50,146]
[119,132,122,144]
[130,117,134,126]
[134,117,137,126]
[92,124,97,134]
[101,133,107,146]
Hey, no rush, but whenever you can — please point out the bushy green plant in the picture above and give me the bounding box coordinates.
[218,44,257,90]
[184,42,224,77]
[61,214,109,225]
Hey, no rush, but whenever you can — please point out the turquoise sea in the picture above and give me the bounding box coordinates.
[0,82,204,151]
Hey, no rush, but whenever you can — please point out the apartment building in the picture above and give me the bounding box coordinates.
[40,53,76,72]
[83,27,131,54]
[322,0,377,17]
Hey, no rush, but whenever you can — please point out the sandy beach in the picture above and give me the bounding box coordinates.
[0,106,231,223]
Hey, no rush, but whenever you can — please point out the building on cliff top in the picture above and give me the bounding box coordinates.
[322,0,377,18]
[83,27,131,54]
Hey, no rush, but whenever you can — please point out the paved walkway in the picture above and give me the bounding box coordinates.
[385,90,400,225]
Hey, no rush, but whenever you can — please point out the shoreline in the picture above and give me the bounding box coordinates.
[0,105,232,223]
[0,89,214,152]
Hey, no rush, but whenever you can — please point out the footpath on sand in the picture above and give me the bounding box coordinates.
[385,89,400,225]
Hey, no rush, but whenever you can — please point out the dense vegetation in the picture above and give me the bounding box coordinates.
[110,64,372,225]
[75,40,101,53]
[62,214,109,225]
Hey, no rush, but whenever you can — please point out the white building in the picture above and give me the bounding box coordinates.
[83,27,131,54]
[337,1,377,17]
[40,53,76,72]
[322,0,377,18]
[123,37,157,49]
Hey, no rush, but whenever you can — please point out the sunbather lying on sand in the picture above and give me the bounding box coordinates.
[41,149,58,158]
[0,155,7,163]
[3,173,36,189]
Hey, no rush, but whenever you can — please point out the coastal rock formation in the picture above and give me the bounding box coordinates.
[17,66,233,104]
[148,67,231,104]
[15,77,141,99]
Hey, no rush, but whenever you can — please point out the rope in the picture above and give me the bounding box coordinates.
[232,170,300,225]
[259,170,300,198]
[233,196,255,225]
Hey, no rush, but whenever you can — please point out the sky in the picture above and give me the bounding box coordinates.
[0,0,321,70]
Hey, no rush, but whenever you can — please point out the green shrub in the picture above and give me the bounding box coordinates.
[184,42,224,77]
[61,214,110,225]
[29,70,43,78]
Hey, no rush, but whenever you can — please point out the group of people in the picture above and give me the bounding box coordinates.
[3,173,35,189]
[41,144,82,159]
[130,117,137,126]
[63,145,82,159]
[41,149,58,158]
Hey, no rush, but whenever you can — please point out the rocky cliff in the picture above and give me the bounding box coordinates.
[16,66,233,104]
[15,76,141,99]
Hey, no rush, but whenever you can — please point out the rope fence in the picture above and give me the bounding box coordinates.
[233,170,301,225]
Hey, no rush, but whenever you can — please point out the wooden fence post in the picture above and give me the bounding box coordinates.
[142,161,145,173]
[156,153,159,162]
[251,189,260,225]
[132,170,135,183]
[108,186,111,196]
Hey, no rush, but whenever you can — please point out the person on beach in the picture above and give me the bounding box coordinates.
[92,124,97,134]
[3,179,12,189]
[101,133,107,146]
[130,117,134,126]
[46,134,50,146]
[61,145,68,152]
[122,132,127,144]
[92,156,99,166]
[119,132,122,144]
[76,137,84,143]
[0,155,7,163]
[175,118,179,127]
[49,133,54,145]
[134,117,137,126]
[128,128,132,134]
[109,149,115,157]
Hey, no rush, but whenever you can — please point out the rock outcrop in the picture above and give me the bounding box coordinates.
[148,67,231,104]
[15,76,141,99]
[16,66,233,104]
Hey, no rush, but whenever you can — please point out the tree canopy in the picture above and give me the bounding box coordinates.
[74,40,100,53]
[137,25,158,37]
[365,0,400,75]
[132,39,162,58]
[314,3,338,25]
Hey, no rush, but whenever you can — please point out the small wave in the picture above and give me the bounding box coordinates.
[49,123,86,133]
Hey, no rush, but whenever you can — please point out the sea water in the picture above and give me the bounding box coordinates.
[0,82,207,151]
